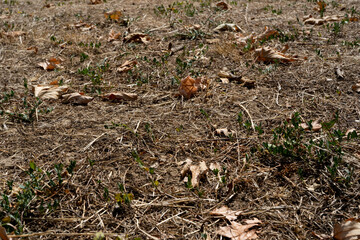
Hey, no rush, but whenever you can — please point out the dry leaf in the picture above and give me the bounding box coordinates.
[32,85,69,100]
[108,29,121,42]
[315,1,327,12]
[209,162,221,172]
[214,23,244,33]
[255,27,278,42]
[72,22,96,31]
[37,58,61,70]
[117,60,137,73]
[215,128,235,137]
[62,93,93,105]
[334,218,360,240]
[179,76,209,99]
[0,226,9,240]
[217,219,261,240]
[181,160,208,188]
[304,15,341,25]
[90,0,102,4]
[335,67,345,79]
[300,120,322,132]
[209,206,242,221]
[216,1,230,10]
[1,31,26,38]
[234,33,255,47]
[124,33,150,44]
[102,92,138,101]
[255,46,299,63]
[27,46,38,54]
[352,81,360,93]
[104,10,122,21]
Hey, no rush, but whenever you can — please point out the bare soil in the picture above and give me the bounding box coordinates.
[0,0,360,239]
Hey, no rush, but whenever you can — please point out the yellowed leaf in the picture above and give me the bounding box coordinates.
[334,218,360,240]
[117,60,137,73]
[104,10,122,21]
[209,206,242,221]
[102,92,138,101]
[32,85,69,100]
[217,219,261,240]
[62,93,93,105]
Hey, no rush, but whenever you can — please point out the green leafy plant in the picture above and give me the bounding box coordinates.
[0,161,76,234]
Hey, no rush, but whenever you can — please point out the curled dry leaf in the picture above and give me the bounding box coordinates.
[255,46,299,63]
[255,26,278,42]
[303,15,341,25]
[179,76,209,99]
[217,219,262,240]
[27,46,38,54]
[0,226,9,240]
[181,160,208,188]
[117,60,137,73]
[102,92,138,102]
[1,31,26,38]
[334,218,360,240]
[104,10,122,21]
[234,33,255,47]
[37,58,61,70]
[217,71,255,87]
[62,92,93,105]
[300,120,322,132]
[32,85,69,100]
[216,1,230,10]
[209,206,242,221]
[124,33,150,44]
[215,128,236,137]
[335,67,345,79]
[214,23,244,33]
[209,162,221,172]
[108,29,121,42]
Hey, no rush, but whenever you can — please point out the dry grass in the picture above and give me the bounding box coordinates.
[0,0,360,239]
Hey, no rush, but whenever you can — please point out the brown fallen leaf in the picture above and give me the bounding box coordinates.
[215,128,236,137]
[216,1,230,10]
[315,1,326,13]
[72,21,96,31]
[217,71,255,87]
[27,46,38,54]
[334,218,360,240]
[124,33,150,44]
[255,46,299,63]
[304,15,341,25]
[32,85,69,100]
[255,26,278,42]
[181,160,208,188]
[0,226,9,240]
[214,23,244,33]
[108,29,122,42]
[62,93,93,105]
[179,76,209,99]
[37,58,61,70]
[102,92,138,102]
[117,60,137,73]
[300,120,322,132]
[209,206,242,221]
[1,31,26,38]
[89,0,102,4]
[234,33,255,47]
[217,219,262,240]
[104,10,122,21]
[352,82,360,93]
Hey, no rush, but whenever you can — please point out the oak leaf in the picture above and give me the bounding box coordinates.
[32,84,69,100]
[117,60,137,73]
[104,10,122,21]
[124,33,150,44]
[217,219,261,240]
[37,58,61,70]
[209,206,242,221]
[179,76,209,99]
[334,218,360,240]
[181,160,208,188]
[108,29,121,42]
[255,46,299,63]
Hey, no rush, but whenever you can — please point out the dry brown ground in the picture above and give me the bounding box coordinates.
[1,0,360,239]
